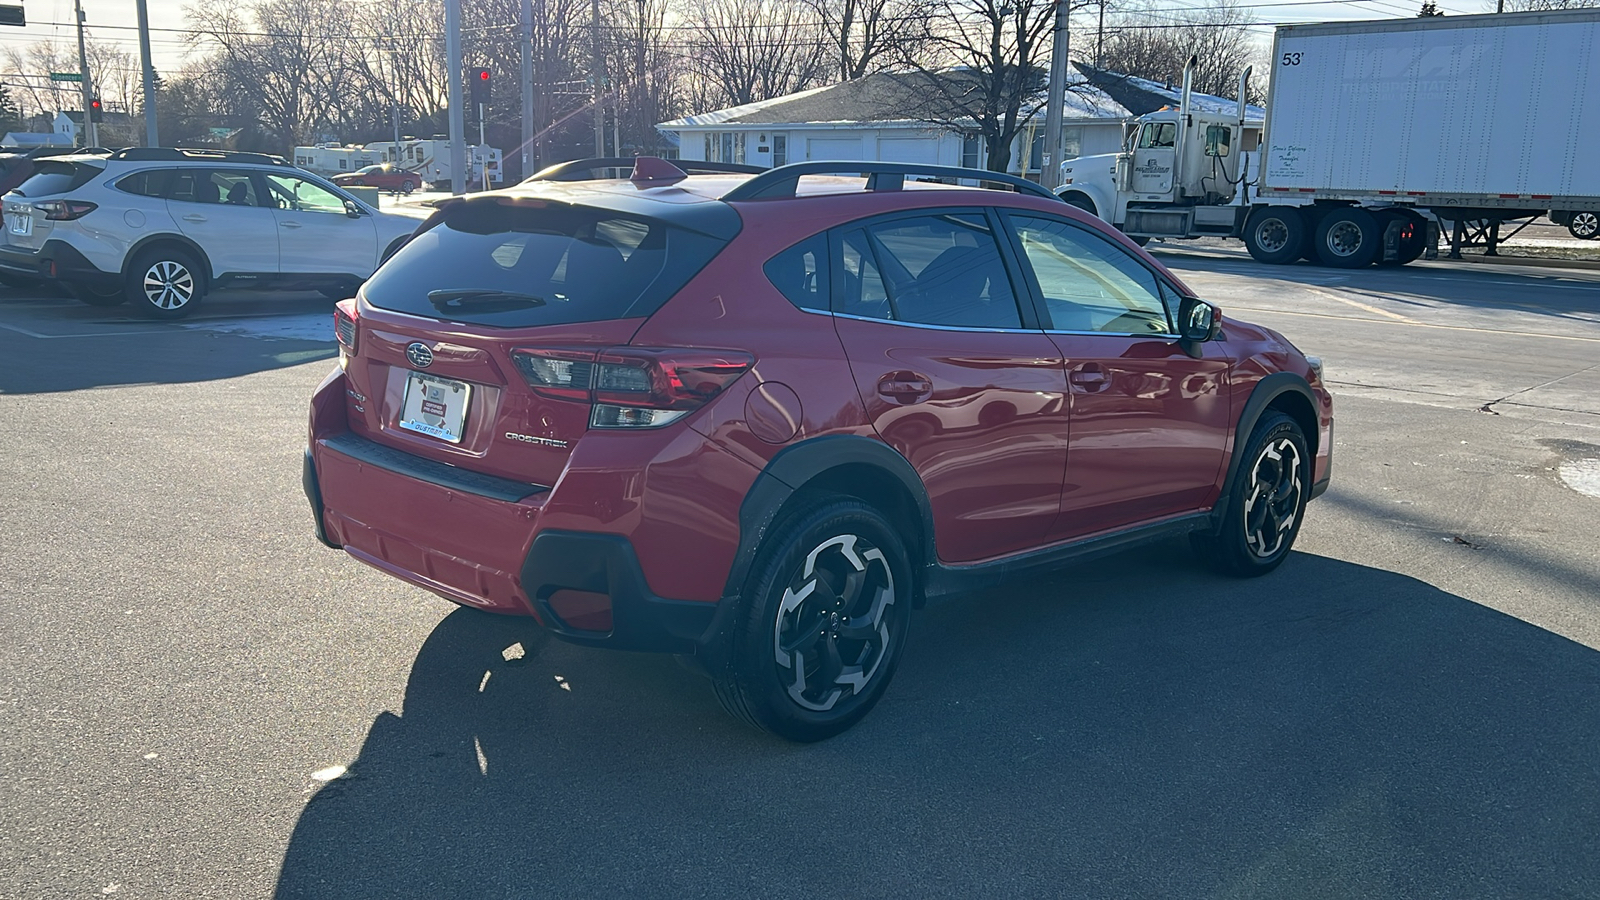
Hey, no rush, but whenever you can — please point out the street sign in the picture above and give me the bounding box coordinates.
[0,5,23,27]
[50,72,84,83]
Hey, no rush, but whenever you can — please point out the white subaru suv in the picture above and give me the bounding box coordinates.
[0,147,425,318]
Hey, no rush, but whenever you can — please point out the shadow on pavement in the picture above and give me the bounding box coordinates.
[0,291,336,394]
[275,549,1600,898]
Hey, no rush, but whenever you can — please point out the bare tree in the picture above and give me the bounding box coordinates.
[1492,0,1595,8]
[678,0,830,108]
[1098,0,1266,103]
[895,0,1076,173]
[805,0,918,81]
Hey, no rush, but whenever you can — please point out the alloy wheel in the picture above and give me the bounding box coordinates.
[772,534,897,712]
[143,260,195,311]
[1255,217,1290,253]
[1243,437,1304,558]
[1325,220,1365,258]
[1571,211,1600,240]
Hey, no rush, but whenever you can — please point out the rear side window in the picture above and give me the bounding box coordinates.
[363,199,728,328]
[764,233,828,311]
[115,169,177,198]
[13,161,102,197]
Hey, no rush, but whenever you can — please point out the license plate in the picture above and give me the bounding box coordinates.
[8,213,31,236]
[398,372,471,443]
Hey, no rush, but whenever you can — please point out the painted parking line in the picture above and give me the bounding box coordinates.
[1226,305,1600,344]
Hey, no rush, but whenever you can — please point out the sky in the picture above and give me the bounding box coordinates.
[0,0,1490,77]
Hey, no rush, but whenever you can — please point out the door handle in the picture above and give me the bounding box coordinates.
[877,371,933,404]
[181,214,206,223]
[279,221,303,229]
[1069,365,1110,392]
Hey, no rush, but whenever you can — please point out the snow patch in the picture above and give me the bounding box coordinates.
[181,314,334,343]
[1558,458,1600,499]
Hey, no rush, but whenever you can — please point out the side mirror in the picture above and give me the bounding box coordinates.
[1177,296,1221,356]
[343,199,364,219]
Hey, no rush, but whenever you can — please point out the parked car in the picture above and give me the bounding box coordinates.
[332,163,423,194]
[303,157,1334,741]
[0,147,425,317]
[1550,210,1600,240]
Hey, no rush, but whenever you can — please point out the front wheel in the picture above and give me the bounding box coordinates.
[1192,411,1310,577]
[712,498,914,742]
[1568,211,1600,240]
[125,247,206,319]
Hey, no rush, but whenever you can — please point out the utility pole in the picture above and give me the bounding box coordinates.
[73,0,97,148]
[445,0,466,194]
[135,0,157,145]
[1040,0,1070,191]
[521,0,534,177]
[591,0,604,156]
[635,0,647,156]
[1096,1,1105,67]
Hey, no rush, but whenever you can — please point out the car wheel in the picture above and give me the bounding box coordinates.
[1243,207,1308,264]
[712,497,913,742]
[66,282,127,306]
[1192,411,1310,577]
[400,179,416,194]
[1568,211,1600,240]
[1314,208,1381,267]
[125,247,205,319]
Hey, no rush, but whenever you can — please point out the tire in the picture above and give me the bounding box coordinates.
[1062,193,1097,216]
[1568,211,1600,240]
[712,497,914,742]
[125,246,206,319]
[1192,411,1310,577]
[1314,208,1381,267]
[66,282,127,306]
[399,179,417,194]
[1243,207,1308,264]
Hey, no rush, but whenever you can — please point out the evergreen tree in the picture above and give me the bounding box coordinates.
[0,84,21,137]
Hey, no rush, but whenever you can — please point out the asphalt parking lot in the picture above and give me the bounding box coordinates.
[3,252,1599,898]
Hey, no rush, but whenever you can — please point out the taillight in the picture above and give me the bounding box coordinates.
[509,347,754,429]
[36,200,97,221]
[333,299,358,357]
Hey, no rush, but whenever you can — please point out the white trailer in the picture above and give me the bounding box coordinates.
[365,140,503,189]
[291,144,381,177]
[1057,9,1600,266]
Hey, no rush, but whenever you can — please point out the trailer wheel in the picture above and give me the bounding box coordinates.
[1314,208,1381,268]
[1243,207,1308,264]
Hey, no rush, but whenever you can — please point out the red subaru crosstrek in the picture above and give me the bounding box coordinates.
[304,157,1332,741]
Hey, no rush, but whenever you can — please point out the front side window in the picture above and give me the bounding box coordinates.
[1139,122,1177,150]
[1007,214,1171,335]
[264,175,347,215]
[845,213,1022,330]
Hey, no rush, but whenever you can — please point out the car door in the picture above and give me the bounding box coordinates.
[831,211,1070,564]
[263,172,378,277]
[1002,211,1232,537]
[165,168,279,276]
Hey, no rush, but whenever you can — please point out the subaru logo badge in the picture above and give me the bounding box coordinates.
[406,342,434,368]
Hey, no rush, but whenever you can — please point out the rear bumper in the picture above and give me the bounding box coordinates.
[303,376,722,655]
[0,239,119,288]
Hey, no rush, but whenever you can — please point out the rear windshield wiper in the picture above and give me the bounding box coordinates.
[427,289,547,313]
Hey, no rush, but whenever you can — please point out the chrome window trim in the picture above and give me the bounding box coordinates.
[1043,328,1182,339]
[829,310,1041,334]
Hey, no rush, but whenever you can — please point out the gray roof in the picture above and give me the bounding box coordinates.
[659,70,1130,129]
[1072,62,1265,120]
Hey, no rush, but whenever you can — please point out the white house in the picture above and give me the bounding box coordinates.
[658,65,1265,176]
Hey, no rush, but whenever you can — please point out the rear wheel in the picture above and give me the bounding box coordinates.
[125,247,206,319]
[1314,208,1381,268]
[1192,411,1310,577]
[1569,211,1600,240]
[1243,207,1308,264]
[399,178,417,194]
[66,282,127,307]
[712,497,913,742]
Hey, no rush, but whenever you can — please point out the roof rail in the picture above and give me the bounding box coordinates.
[109,147,292,167]
[524,157,766,183]
[720,161,1060,203]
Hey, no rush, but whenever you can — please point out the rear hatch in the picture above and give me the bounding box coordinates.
[2,158,104,251]
[341,193,736,489]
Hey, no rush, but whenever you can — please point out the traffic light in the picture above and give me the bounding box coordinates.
[469,69,491,105]
[88,97,103,123]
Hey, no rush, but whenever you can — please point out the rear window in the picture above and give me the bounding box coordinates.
[12,161,102,197]
[363,199,727,328]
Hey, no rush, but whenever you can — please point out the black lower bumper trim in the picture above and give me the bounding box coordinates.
[321,431,548,503]
[0,239,119,288]
[521,530,719,654]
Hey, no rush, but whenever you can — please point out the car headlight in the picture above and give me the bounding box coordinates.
[1304,355,1324,381]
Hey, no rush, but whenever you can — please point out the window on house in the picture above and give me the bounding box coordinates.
[773,135,787,167]
[961,134,981,169]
